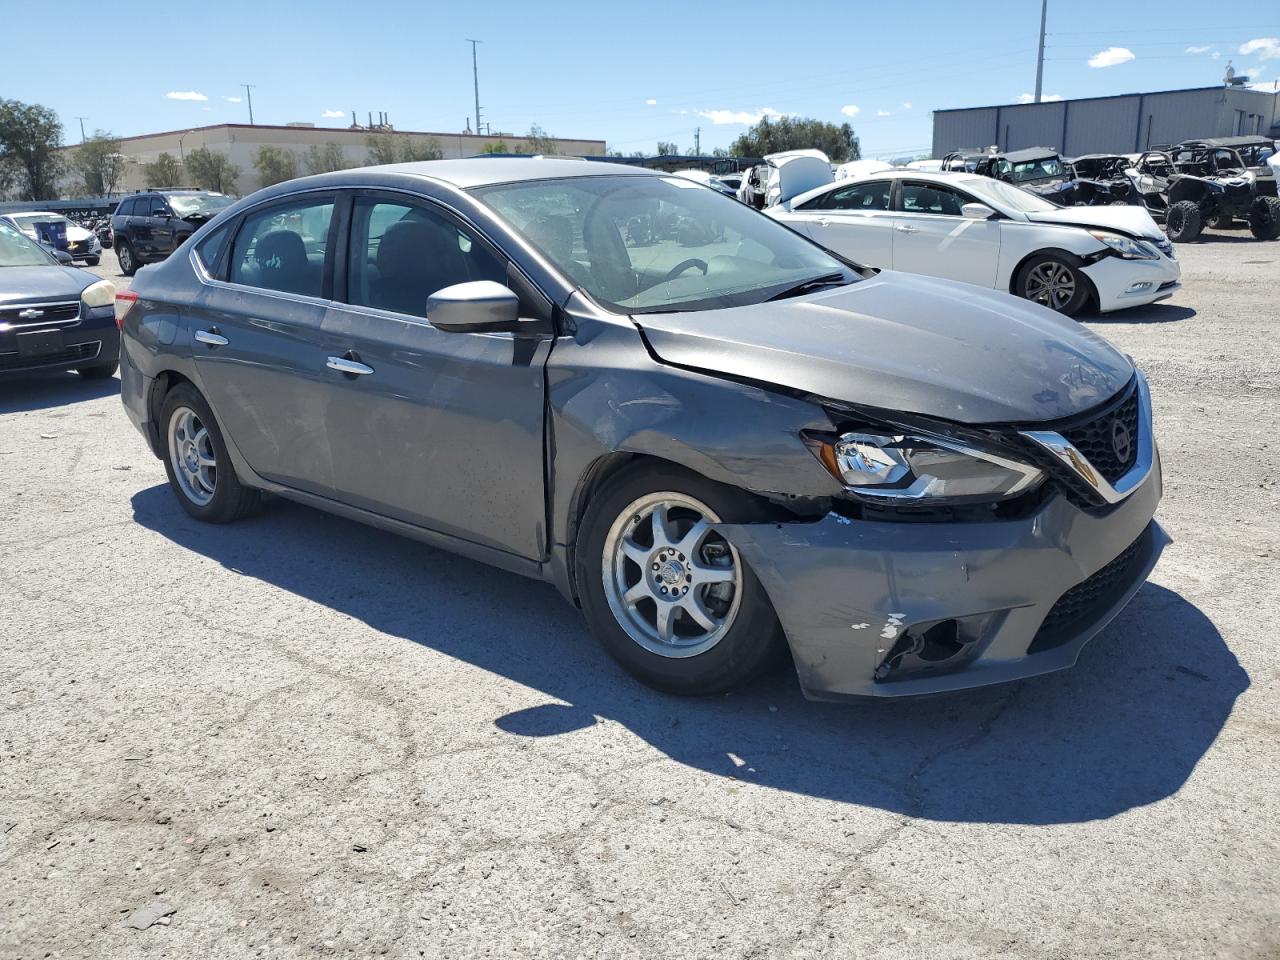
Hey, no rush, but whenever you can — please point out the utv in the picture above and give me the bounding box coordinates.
[944,146,1076,205]
[1157,141,1280,242]
[1068,154,1139,206]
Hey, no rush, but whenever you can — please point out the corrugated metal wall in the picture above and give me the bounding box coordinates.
[933,88,1280,157]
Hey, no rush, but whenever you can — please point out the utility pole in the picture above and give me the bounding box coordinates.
[241,84,256,124]
[694,127,701,155]
[74,117,88,142]
[466,39,482,137]
[1034,0,1047,103]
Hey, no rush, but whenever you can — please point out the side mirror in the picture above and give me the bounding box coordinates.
[961,203,997,220]
[427,280,521,334]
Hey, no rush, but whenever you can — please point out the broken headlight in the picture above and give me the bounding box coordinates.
[1088,231,1160,260]
[806,431,1045,504]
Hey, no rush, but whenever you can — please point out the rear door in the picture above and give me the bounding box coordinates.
[782,179,895,268]
[319,191,551,560]
[189,191,346,496]
[889,180,1001,287]
[149,197,178,257]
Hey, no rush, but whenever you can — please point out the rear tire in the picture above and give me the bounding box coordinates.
[1016,252,1091,317]
[116,241,138,276]
[1249,196,1280,241]
[86,256,101,267]
[1165,201,1202,242]
[159,383,260,523]
[1206,215,1234,230]
[576,462,785,695]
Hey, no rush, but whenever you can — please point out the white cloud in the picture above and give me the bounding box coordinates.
[840,104,860,118]
[1088,47,1135,68]
[225,96,242,103]
[645,98,657,105]
[166,91,208,101]
[1212,51,1222,59]
[1016,93,1064,103]
[876,109,892,117]
[1247,80,1279,92]
[902,101,912,110]
[1185,45,1213,54]
[202,107,213,112]
[321,109,344,119]
[1240,37,1280,60]
[696,106,788,125]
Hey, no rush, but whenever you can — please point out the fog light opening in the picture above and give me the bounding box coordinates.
[874,619,970,682]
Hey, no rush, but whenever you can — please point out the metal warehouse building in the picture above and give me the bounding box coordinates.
[933,86,1280,158]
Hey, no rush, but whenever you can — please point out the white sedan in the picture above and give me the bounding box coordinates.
[0,212,102,266]
[767,170,1181,316]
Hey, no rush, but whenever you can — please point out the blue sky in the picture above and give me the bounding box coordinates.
[5,0,1278,157]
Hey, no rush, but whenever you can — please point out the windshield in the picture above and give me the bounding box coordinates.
[473,174,853,313]
[9,213,66,230]
[1011,157,1064,181]
[0,220,57,267]
[168,194,234,218]
[964,177,1060,214]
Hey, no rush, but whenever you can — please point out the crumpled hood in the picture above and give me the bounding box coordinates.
[1024,204,1164,240]
[0,265,96,307]
[634,272,1133,425]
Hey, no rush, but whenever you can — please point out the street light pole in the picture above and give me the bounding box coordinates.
[466,39,482,136]
[241,84,256,124]
[1034,0,1048,103]
[75,117,88,142]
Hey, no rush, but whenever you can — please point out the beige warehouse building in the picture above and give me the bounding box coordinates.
[84,123,606,195]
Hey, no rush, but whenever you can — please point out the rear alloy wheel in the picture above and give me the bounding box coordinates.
[1017,253,1090,316]
[116,241,138,276]
[160,383,259,522]
[1165,201,1203,243]
[1249,196,1280,241]
[577,464,784,695]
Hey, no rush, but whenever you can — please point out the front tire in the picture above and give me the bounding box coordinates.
[160,383,259,523]
[116,241,138,277]
[1249,196,1280,241]
[576,463,785,695]
[1016,253,1091,317]
[86,256,101,266]
[1165,201,1203,242]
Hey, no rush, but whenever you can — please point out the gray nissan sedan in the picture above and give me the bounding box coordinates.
[118,158,1166,700]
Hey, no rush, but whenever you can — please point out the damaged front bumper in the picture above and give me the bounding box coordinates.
[716,456,1166,700]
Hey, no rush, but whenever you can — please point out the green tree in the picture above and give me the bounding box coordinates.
[480,139,510,155]
[521,124,558,155]
[365,133,399,165]
[185,146,240,193]
[303,142,349,175]
[253,145,298,186]
[144,152,183,188]
[398,136,443,161]
[730,116,861,163]
[70,131,125,196]
[656,141,677,156]
[0,98,64,200]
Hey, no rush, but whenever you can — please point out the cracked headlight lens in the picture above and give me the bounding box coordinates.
[1088,230,1159,260]
[807,432,1045,503]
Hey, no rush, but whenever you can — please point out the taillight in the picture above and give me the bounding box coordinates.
[114,290,139,329]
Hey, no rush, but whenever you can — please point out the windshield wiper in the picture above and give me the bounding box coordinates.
[766,272,850,302]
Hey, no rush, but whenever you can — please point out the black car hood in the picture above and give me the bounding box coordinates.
[633,271,1133,425]
[0,265,96,307]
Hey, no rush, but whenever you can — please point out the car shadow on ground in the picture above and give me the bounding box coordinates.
[1090,303,1197,324]
[0,372,119,413]
[131,485,1249,826]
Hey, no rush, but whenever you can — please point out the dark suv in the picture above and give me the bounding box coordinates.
[111,190,234,276]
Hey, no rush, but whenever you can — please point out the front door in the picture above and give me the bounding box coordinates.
[890,180,1001,287]
[780,179,895,269]
[190,192,343,497]
[320,192,550,560]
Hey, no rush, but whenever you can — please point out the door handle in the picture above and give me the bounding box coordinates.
[326,355,374,377]
[814,216,831,227]
[195,328,229,347]
[895,224,919,234]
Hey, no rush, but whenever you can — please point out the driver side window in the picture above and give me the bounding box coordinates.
[900,182,970,216]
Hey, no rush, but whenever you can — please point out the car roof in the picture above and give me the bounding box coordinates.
[1178,136,1271,149]
[333,157,660,189]
[788,169,984,205]
[1003,147,1060,163]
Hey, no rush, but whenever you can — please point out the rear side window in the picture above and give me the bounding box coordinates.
[194,220,234,278]
[229,198,334,298]
[900,182,970,216]
[800,180,891,211]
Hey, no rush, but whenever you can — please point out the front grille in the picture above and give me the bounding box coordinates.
[0,301,80,326]
[1060,385,1140,485]
[1027,528,1149,654]
[0,341,100,372]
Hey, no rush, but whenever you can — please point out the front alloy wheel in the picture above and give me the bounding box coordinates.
[1024,260,1076,311]
[602,492,742,658]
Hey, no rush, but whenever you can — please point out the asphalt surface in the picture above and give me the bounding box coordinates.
[2,236,1278,959]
